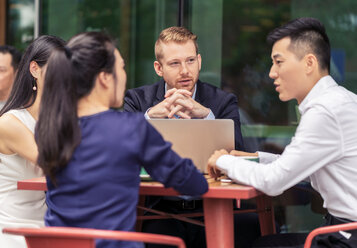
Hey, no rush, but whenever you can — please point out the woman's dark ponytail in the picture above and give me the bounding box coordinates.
[35,48,80,184]
[35,32,116,184]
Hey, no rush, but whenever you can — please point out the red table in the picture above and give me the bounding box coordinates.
[18,177,275,248]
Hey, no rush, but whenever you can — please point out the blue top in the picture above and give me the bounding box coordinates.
[45,110,208,248]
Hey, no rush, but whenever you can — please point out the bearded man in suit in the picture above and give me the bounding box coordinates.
[124,26,244,150]
[123,27,260,248]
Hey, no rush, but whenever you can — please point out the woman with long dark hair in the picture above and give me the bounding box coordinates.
[0,35,64,247]
[35,32,208,248]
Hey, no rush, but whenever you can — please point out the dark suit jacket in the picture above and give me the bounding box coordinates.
[124,79,244,150]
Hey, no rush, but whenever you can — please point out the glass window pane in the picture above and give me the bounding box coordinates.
[40,0,179,89]
[291,0,357,94]
[6,0,35,50]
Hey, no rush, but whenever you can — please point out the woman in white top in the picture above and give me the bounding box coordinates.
[0,35,64,248]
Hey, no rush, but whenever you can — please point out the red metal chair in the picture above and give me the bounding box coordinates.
[3,227,186,248]
[304,222,357,248]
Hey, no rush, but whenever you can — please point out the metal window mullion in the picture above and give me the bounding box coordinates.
[34,0,40,38]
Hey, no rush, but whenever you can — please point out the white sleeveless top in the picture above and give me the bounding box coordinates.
[0,109,46,248]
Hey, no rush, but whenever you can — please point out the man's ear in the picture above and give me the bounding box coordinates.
[305,53,318,75]
[154,61,163,77]
[29,61,40,79]
[97,71,112,89]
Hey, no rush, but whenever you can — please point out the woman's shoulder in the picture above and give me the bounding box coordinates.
[80,110,152,147]
[81,110,147,130]
[0,113,33,154]
[1,109,35,132]
[0,112,26,133]
[96,109,146,122]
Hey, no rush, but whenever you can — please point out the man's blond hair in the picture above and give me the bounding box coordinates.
[155,26,198,62]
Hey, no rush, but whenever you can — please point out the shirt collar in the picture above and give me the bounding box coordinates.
[298,75,337,115]
[164,83,197,100]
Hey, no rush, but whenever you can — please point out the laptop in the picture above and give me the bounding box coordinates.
[148,119,235,173]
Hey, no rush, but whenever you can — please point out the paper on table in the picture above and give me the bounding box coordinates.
[238,156,259,162]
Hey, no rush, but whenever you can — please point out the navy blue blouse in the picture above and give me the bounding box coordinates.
[45,110,208,248]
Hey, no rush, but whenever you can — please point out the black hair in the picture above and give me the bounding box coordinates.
[35,32,116,184]
[0,36,65,116]
[0,45,22,71]
[267,17,330,72]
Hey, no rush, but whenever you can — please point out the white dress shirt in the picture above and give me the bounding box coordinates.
[217,75,357,221]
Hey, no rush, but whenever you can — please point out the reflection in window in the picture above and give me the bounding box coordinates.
[6,0,35,51]
[41,0,178,89]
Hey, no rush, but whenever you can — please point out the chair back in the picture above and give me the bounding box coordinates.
[3,227,186,248]
[304,222,357,248]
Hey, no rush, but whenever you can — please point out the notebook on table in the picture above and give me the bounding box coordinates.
[147,119,235,174]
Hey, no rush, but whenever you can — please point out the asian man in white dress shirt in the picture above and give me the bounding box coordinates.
[208,17,357,248]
